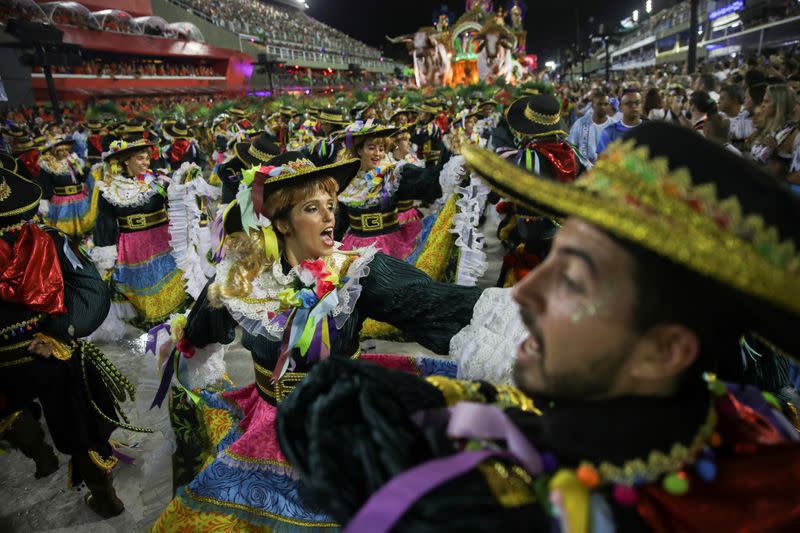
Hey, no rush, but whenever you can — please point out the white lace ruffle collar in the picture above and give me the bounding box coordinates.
[215,244,378,341]
[99,172,161,208]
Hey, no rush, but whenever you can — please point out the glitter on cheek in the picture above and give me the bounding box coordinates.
[571,298,602,323]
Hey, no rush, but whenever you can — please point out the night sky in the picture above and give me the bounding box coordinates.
[305,0,667,63]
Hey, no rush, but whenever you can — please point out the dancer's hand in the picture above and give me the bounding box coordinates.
[28,338,54,358]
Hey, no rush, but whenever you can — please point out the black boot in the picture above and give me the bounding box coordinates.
[3,408,59,479]
[72,450,124,518]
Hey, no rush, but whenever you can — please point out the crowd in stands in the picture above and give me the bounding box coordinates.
[170,0,381,60]
[32,59,218,78]
[558,50,800,182]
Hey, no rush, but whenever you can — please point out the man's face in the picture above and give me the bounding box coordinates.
[718,90,734,115]
[620,92,642,123]
[592,96,610,120]
[512,218,640,400]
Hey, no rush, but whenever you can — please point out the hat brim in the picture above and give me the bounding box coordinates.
[223,158,361,235]
[234,140,280,167]
[505,98,565,137]
[463,144,800,345]
[163,125,192,139]
[43,140,74,153]
[0,168,42,220]
[103,141,155,161]
[334,127,398,145]
[0,153,18,173]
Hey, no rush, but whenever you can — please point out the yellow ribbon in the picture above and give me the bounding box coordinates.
[262,225,280,263]
[278,288,301,308]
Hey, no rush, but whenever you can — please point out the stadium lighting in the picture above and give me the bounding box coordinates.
[632,9,639,22]
[645,1,652,14]
[545,60,556,69]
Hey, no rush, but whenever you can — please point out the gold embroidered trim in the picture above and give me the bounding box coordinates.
[523,105,560,126]
[463,142,800,316]
[184,486,341,527]
[223,449,292,468]
[493,385,542,414]
[0,177,10,202]
[247,144,277,163]
[586,406,717,487]
[0,340,32,352]
[425,376,486,406]
[479,460,537,508]
[88,450,118,472]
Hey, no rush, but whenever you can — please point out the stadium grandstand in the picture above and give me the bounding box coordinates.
[0,0,401,103]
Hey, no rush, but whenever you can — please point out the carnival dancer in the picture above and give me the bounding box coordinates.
[0,167,149,518]
[495,93,589,287]
[411,103,445,165]
[218,135,282,204]
[278,121,800,533]
[37,136,99,239]
[12,137,41,182]
[336,123,442,259]
[389,107,418,129]
[85,120,106,165]
[162,121,207,172]
[303,109,349,166]
[150,151,482,532]
[91,139,188,332]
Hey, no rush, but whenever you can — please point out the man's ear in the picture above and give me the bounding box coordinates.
[630,324,700,381]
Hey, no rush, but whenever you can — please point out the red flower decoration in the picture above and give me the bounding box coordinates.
[177,338,196,359]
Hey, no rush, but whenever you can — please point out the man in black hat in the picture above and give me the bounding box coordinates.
[277,123,800,532]
[495,93,589,287]
[303,110,349,166]
[217,135,281,204]
[410,104,445,166]
[0,167,147,518]
[162,121,207,172]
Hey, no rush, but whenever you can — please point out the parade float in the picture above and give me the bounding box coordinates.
[387,0,531,87]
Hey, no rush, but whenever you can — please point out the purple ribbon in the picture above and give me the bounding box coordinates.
[345,131,354,149]
[145,323,170,356]
[344,450,510,533]
[344,403,542,533]
[149,348,177,409]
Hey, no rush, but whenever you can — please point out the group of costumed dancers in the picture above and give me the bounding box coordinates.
[1,82,799,532]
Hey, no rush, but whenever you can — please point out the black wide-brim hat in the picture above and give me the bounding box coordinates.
[103,138,155,161]
[0,152,18,173]
[234,136,281,167]
[163,121,193,140]
[42,137,74,153]
[334,124,398,148]
[318,110,350,126]
[505,94,565,137]
[0,167,42,224]
[223,151,360,235]
[464,121,800,356]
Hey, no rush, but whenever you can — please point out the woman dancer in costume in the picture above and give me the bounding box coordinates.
[336,123,445,259]
[91,139,188,332]
[151,151,481,531]
[37,136,99,240]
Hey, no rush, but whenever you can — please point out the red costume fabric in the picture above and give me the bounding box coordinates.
[0,224,66,314]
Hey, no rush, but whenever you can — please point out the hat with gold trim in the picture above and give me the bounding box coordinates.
[222,151,359,236]
[464,121,800,355]
[318,109,350,127]
[0,152,18,173]
[0,167,41,225]
[234,135,281,167]
[505,94,565,138]
[102,138,155,161]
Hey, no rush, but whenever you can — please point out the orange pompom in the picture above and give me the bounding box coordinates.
[576,463,600,488]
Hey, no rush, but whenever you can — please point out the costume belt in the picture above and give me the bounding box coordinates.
[348,209,399,234]
[396,199,415,212]
[117,209,168,231]
[254,351,361,406]
[53,184,83,196]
